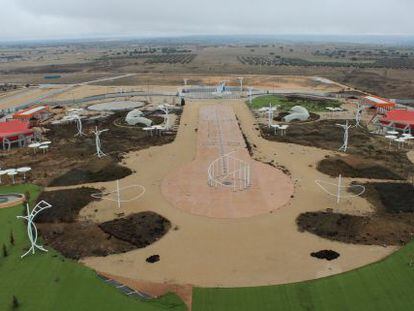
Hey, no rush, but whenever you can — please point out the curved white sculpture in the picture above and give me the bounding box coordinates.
[92,126,109,158]
[354,103,365,128]
[73,115,85,137]
[283,106,310,123]
[91,180,146,208]
[315,175,365,204]
[158,104,172,130]
[208,151,251,191]
[17,200,52,258]
[337,120,352,152]
[125,109,153,126]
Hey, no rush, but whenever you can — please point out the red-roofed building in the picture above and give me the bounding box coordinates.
[13,105,50,122]
[361,96,396,114]
[0,119,34,150]
[381,109,414,132]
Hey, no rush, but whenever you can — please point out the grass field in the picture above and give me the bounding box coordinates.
[0,184,185,311]
[193,242,414,311]
[250,95,341,112]
[3,184,414,311]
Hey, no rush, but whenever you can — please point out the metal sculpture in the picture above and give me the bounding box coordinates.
[74,115,85,137]
[158,104,171,130]
[337,120,352,152]
[17,200,52,258]
[91,180,146,208]
[238,77,244,92]
[208,151,251,191]
[315,174,365,204]
[92,126,109,158]
[354,103,365,128]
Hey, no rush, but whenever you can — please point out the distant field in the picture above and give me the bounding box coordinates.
[250,95,341,112]
[0,184,185,311]
[193,241,414,311]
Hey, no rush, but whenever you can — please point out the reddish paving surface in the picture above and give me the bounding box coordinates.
[162,104,293,219]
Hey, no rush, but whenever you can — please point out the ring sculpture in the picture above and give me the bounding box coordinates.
[208,151,251,191]
[315,175,365,204]
[91,180,146,208]
[17,200,52,258]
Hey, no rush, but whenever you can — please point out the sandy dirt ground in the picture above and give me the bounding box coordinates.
[0,86,62,110]
[80,98,395,288]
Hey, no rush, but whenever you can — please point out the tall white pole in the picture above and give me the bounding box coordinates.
[117,180,121,208]
[337,174,342,204]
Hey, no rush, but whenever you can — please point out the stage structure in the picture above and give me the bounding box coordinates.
[91,180,146,208]
[337,120,352,152]
[208,151,251,191]
[17,200,52,258]
[180,78,244,99]
[93,126,109,158]
[315,174,365,204]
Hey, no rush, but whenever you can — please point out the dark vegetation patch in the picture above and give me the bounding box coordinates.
[362,182,414,214]
[146,254,160,263]
[317,156,403,180]
[0,111,179,186]
[297,183,414,246]
[36,189,172,259]
[36,187,98,223]
[311,250,340,261]
[49,159,132,187]
[38,222,135,260]
[99,212,171,248]
[261,119,414,179]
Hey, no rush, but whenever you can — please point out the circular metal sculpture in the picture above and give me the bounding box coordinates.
[91,180,146,208]
[315,175,365,204]
[208,151,251,191]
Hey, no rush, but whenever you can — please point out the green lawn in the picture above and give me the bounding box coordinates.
[0,184,185,311]
[193,242,414,311]
[250,95,341,112]
[4,184,414,311]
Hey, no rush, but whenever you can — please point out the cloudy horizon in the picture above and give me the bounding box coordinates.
[1,0,413,41]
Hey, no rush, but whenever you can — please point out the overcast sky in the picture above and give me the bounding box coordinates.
[1,0,413,40]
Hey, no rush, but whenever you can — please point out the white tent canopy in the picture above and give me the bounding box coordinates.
[283,106,310,123]
[125,109,153,126]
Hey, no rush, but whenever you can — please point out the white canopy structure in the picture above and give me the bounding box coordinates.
[125,109,153,127]
[283,106,310,123]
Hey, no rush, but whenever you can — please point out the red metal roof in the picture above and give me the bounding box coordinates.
[0,119,33,139]
[382,110,414,126]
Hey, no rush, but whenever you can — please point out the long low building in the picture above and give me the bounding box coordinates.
[0,119,34,150]
[361,95,396,114]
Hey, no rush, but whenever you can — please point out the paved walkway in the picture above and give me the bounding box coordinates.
[162,104,294,218]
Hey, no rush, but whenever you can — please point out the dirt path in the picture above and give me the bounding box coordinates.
[80,99,395,288]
